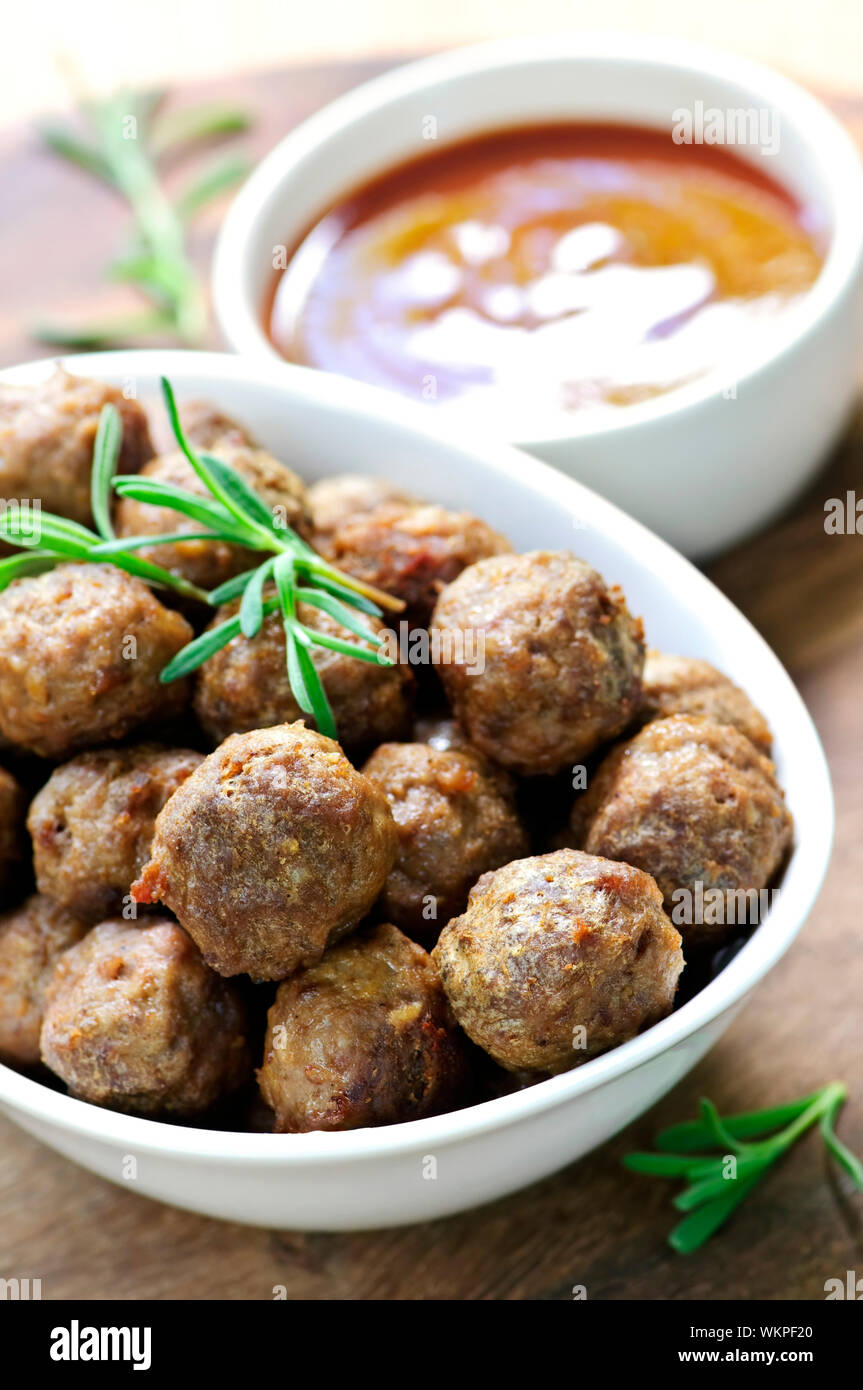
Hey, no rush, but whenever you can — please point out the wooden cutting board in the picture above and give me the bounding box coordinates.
[2,58,863,1302]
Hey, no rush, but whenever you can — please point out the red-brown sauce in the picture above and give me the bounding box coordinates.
[267,124,824,430]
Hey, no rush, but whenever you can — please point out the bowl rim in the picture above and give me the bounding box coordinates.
[213,32,863,447]
[0,348,834,1165]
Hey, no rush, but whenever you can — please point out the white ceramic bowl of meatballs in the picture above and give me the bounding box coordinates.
[0,349,832,1230]
[214,34,863,559]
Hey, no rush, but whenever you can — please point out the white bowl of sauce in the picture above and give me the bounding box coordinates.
[214,36,863,558]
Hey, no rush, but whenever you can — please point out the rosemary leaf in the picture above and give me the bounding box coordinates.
[820,1099,863,1188]
[294,586,385,644]
[112,475,258,545]
[301,626,389,665]
[151,104,250,159]
[0,552,59,591]
[207,568,260,606]
[668,1172,765,1254]
[655,1094,822,1153]
[672,1157,768,1212]
[176,154,250,220]
[160,598,279,683]
[0,521,92,557]
[200,451,281,534]
[90,531,221,556]
[285,625,337,738]
[39,124,116,185]
[91,403,122,540]
[161,378,275,544]
[34,310,175,349]
[239,559,275,639]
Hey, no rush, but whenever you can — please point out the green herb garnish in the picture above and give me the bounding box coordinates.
[624,1082,862,1253]
[35,90,252,347]
[0,378,404,741]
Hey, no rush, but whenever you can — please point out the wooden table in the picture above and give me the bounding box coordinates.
[1,58,862,1302]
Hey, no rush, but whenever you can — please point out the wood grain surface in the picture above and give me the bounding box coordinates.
[1,58,862,1302]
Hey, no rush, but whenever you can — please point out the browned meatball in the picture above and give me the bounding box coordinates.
[0,765,24,895]
[114,443,312,593]
[40,917,249,1115]
[0,895,88,1065]
[432,551,645,776]
[258,922,469,1132]
[177,400,256,450]
[640,651,772,752]
[575,715,793,945]
[194,599,413,750]
[28,744,204,922]
[363,742,529,936]
[0,368,153,528]
[132,723,398,980]
[432,849,683,1073]
[308,473,416,546]
[318,501,511,629]
[0,564,193,759]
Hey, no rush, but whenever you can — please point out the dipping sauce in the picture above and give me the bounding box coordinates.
[268,124,825,433]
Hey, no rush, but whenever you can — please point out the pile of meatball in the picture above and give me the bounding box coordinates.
[0,369,793,1132]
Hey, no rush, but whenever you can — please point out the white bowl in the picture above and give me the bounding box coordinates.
[0,350,833,1230]
[213,34,863,560]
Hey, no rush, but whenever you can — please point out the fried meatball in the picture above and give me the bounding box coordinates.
[194,599,413,750]
[132,723,398,980]
[363,742,529,936]
[0,564,193,759]
[432,551,645,776]
[0,368,153,526]
[575,715,793,945]
[177,400,256,450]
[308,473,416,545]
[28,744,204,922]
[318,501,511,629]
[432,849,683,1073]
[258,922,469,1132]
[114,443,312,593]
[40,917,249,1115]
[0,765,24,895]
[640,651,772,752]
[0,895,88,1065]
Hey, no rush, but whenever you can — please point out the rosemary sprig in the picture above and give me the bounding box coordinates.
[624,1082,862,1254]
[35,90,252,347]
[0,378,404,742]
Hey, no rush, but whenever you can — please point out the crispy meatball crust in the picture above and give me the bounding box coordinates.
[363,742,529,935]
[0,368,153,526]
[194,600,414,750]
[318,501,511,629]
[308,474,416,546]
[432,849,683,1073]
[0,564,193,759]
[0,894,87,1065]
[132,723,398,980]
[641,651,772,752]
[432,550,645,776]
[258,922,469,1132]
[114,443,312,592]
[40,918,249,1115]
[576,715,793,945]
[0,765,24,894]
[28,744,204,923]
